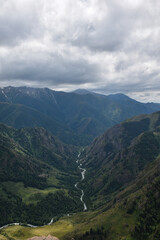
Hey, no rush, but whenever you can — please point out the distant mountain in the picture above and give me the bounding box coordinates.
[73,89,93,95]
[82,111,160,206]
[0,102,85,145]
[1,86,160,145]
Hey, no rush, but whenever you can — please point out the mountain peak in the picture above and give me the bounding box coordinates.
[73,89,92,95]
[107,93,138,103]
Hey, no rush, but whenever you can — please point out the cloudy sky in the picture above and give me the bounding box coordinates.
[0,0,160,102]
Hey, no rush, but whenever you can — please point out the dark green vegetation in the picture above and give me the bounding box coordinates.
[0,123,83,226]
[0,190,81,226]
[1,88,160,239]
[1,86,160,145]
[75,111,160,239]
[82,112,160,204]
[75,227,108,240]
[0,102,86,146]
[132,171,160,239]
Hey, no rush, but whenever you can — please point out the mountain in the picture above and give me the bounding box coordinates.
[0,123,82,226]
[0,124,47,189]
[65,111,160,239]
[73,145,160,240]
[0,122,79,188]
[72,89,93,95]
[1,112,160,239]
[2,112,160,240]
[81,111,160,206]
[0,102,86,145]
[1,86,160,145]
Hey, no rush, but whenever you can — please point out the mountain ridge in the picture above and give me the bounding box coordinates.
[81,111,160,207]
[1,109,160,239]
[1,86,160,146]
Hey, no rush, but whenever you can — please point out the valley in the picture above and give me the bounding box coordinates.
[0,152,87,231]
[1,87,160,240]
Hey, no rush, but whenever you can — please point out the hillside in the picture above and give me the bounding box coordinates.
[0,123,82,226]
[1,126,160,240]
[1,112,160,239]
[1,98,160,239]
[1,86,160,145]
[0,102,87,146]
[81,111,160,207]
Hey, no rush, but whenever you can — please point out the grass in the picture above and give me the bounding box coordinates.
[1,164,69,205]
[0,219,74,240]
[0,234,8,240]
[0,204,136,240]
[2,182,60,204]
[47,168,60,187]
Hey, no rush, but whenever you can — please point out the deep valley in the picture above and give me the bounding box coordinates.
[1,87,160,240]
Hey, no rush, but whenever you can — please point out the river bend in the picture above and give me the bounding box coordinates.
[75,153,87,211]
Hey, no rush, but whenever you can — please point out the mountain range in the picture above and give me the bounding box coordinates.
[1,86,160,145]
[1,86,160,240]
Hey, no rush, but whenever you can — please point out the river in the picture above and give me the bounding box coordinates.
[74,153,87,211]
[0,153,87,230]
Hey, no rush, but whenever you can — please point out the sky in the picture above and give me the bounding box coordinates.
[0,0,160,102]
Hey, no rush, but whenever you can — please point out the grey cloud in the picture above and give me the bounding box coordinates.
[70,1,142,52]
[94,78,160,95]
[0,0,42,46]
[0,48,100,87]
[0,0,160,103]
[143,93,151,97]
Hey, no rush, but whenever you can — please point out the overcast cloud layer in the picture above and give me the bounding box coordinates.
[0,0,160,102]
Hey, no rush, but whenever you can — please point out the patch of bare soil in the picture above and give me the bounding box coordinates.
[27,235,59,240]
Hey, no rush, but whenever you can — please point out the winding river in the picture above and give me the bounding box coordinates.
[75,153,87,211]
[0,218,54,230]
[0,153,87,230]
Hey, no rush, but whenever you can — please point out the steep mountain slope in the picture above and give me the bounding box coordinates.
[1,112,160,239]
[0,123,82,226]
[1,86,160,145]
[74,151,160,240]
[0,102,86,146]
[2,148,160,240]
[0,126,47,189]
[82,111,160,206]
[0,123,77,172]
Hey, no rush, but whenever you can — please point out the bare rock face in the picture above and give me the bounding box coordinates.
[27,235,59,240]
